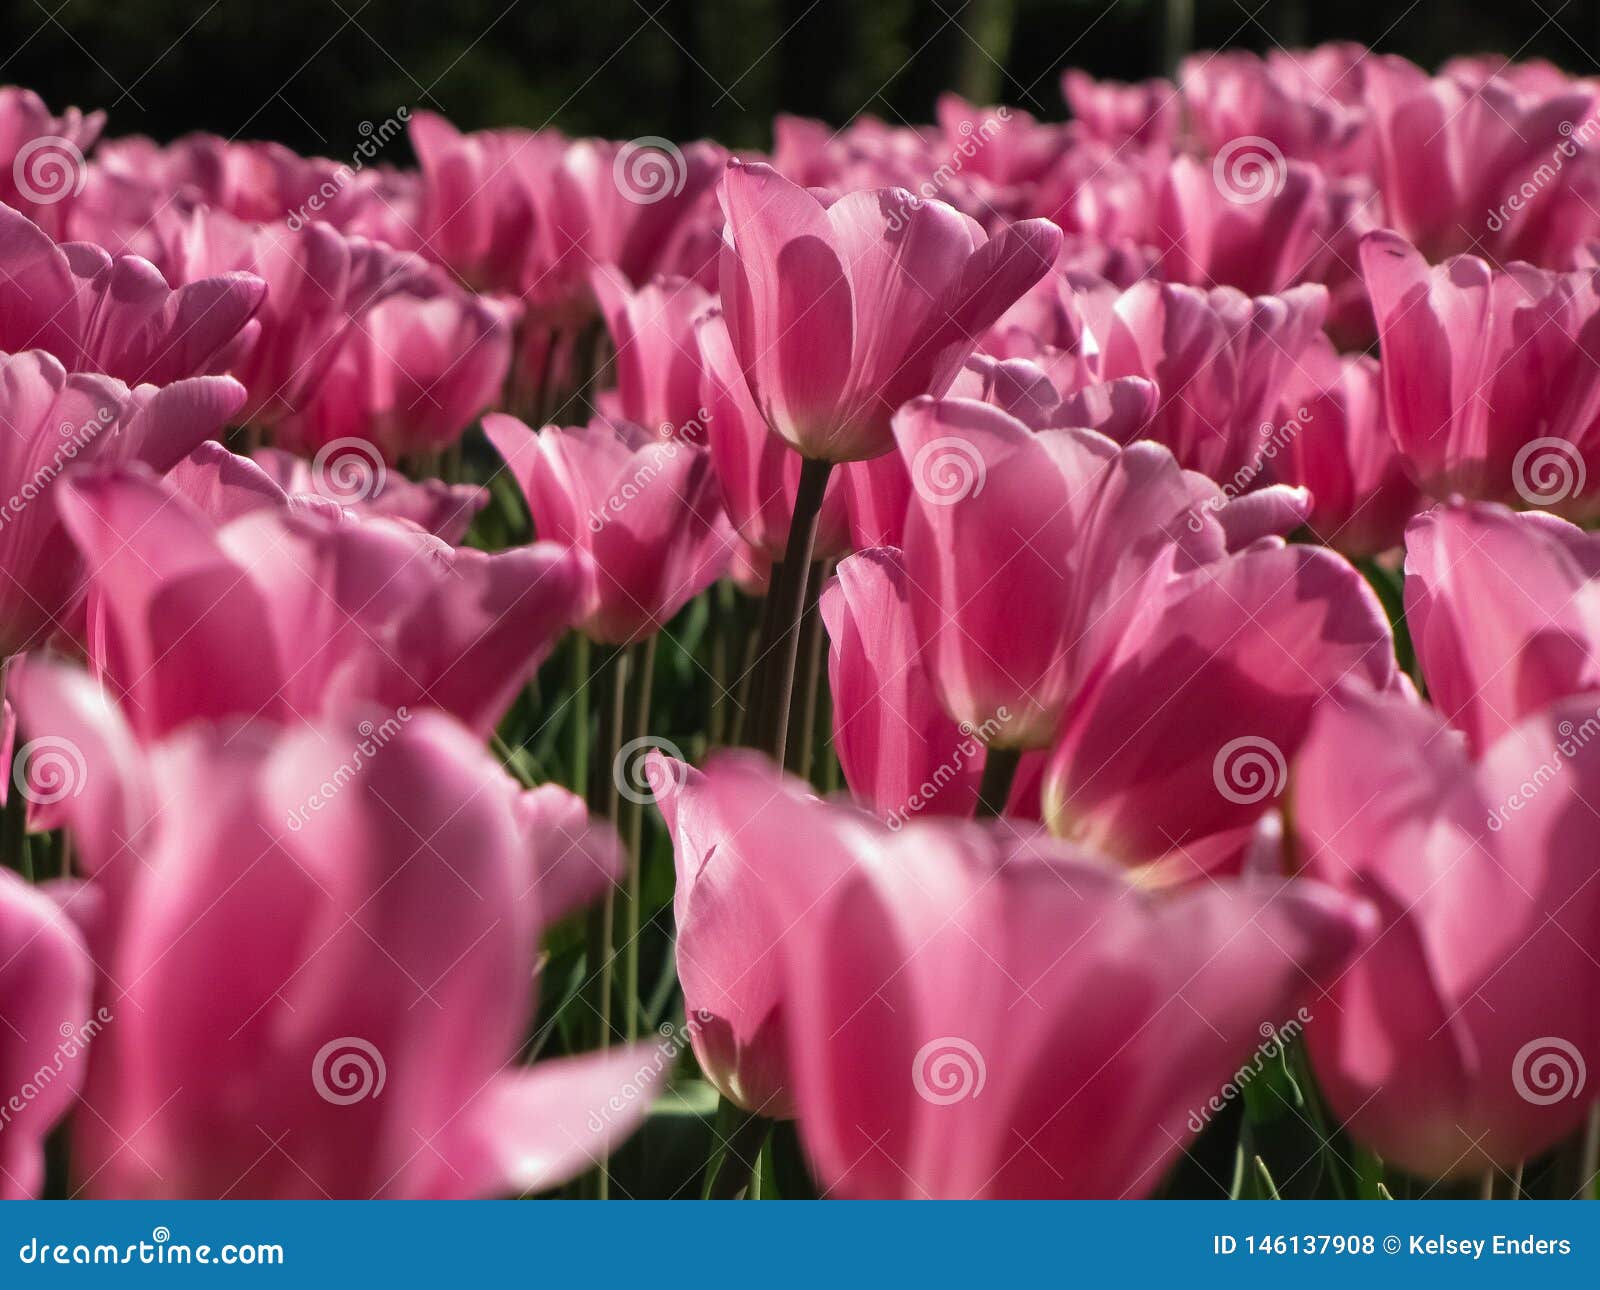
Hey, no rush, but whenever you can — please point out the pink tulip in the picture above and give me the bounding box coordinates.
[1293,687,1600,1177]
[716,160,1062,462]
[0,86,104,237]
[1269,337,1419,556]
[249,444,487,543]
[1060,71,1179,147]
[0,351,245,657]
[1179,51,1368,174]
[155,208,432,427]
[1363,55,1597,264]
[670,752,1371,1198]
[698,311,850,561]
[276,281,517,460]
[0,870,94,1197]
[1360,230,1600,509]
[821,547,1041,822]
[1041,537,1396,878]
[409,110,550,291]
[592,267,715,437]
[891,397,1227,749]
[0,201,264,385]
[1086,276,1329,485]
[1404,500,1600,756]
[53,463,586,738]
[14,660,662,1198]
[1155,155,1329,296]
[484,413,731,644]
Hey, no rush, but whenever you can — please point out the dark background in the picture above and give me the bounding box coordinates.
[5,0,1594,157]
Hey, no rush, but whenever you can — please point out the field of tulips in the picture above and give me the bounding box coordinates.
[5,36,1600,1205]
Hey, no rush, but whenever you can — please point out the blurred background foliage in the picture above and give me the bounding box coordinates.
[7,0,1597,156]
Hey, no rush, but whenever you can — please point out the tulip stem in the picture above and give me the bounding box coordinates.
[702,1095,774,1199]
[788,560,830,778]
[752,457,834,764]
[1578,1104,1600,1198]
[975,745,1021,818]
[623,634,657,1044]
[585,645,629,1199]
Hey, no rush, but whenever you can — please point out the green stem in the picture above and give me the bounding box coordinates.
[750,457,834,763]
[974,745,1021,819]
[622,635,657,1044]
[702,1095,775,1200]
[788,560,829,778]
